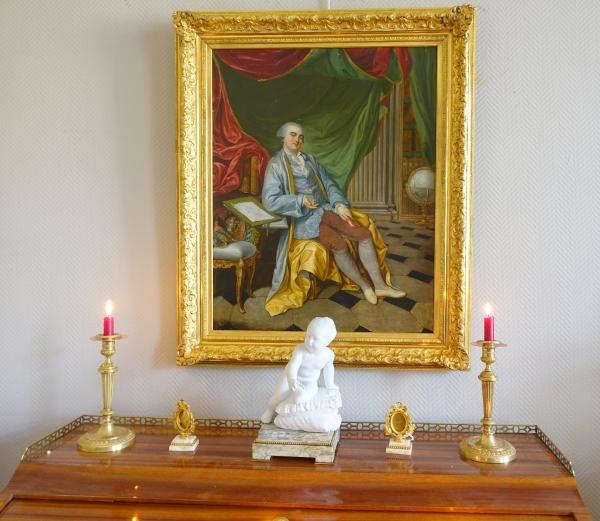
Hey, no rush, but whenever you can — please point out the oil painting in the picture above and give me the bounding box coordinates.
[175,7,475,368]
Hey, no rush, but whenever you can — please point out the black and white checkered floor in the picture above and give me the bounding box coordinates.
[213,219,434,333]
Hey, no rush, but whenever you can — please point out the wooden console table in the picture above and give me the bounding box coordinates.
[0,416,592,520]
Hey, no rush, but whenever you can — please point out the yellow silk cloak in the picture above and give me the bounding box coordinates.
[264,208,393,316]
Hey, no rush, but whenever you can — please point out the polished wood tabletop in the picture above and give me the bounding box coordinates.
[0,423,592,520]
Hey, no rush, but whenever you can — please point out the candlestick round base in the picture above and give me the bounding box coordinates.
[77,424,136,452]
[459,435,516,464]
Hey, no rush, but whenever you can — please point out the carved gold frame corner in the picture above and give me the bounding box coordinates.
[174,6,475,370]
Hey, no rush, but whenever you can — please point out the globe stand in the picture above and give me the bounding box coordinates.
[414,188,434,226]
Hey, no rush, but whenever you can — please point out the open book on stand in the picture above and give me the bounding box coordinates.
[223,196,282,227]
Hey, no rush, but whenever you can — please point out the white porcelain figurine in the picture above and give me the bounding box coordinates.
[261,317,342,432]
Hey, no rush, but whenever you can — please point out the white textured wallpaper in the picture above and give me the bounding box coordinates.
[1,0,599,518]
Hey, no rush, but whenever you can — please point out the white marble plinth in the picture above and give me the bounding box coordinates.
[252,423,340,464]
[386,438,412,456]
[169,435,199,452]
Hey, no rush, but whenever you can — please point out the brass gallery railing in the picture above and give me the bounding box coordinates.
[20,415,574,477]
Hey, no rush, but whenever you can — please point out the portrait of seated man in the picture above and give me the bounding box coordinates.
[262,122,406,316]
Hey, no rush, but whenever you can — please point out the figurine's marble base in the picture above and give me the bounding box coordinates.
[386,438,412,456]
[169,435,199,452]
[252,423,340,464]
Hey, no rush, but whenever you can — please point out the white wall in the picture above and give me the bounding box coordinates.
[1,0,598,517]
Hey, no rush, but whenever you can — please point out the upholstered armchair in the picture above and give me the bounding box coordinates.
[213,241,260,314]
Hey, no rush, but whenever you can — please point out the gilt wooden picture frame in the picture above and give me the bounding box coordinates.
[174,6,475,369]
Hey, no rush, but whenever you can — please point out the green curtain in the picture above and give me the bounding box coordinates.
[408,47,437,171]
[216,49,399,193]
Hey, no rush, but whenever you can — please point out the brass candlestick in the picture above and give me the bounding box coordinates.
[459,340,516,464]
[77,334,136,452]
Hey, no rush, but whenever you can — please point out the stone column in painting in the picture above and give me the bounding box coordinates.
[346,86,401,221]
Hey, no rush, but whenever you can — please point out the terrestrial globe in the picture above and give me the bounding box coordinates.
[406,166,435,225]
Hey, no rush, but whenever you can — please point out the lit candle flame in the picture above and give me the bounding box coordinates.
[485,303,491,317]
[106,299,113,317]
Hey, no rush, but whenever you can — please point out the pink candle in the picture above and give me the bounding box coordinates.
[483,304,494,341]
[103,300,114,336]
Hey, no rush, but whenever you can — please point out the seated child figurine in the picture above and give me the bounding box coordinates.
[261,317,342,433]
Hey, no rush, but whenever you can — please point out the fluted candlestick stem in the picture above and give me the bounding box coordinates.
[459,340,516,464]
[77,334,135,453]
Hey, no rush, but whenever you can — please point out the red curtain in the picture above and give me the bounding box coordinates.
[215,49,312,81]
[394,48,413,81]
[346,48,392,78]
[216,48,412,81]
[212,61,271,194]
